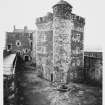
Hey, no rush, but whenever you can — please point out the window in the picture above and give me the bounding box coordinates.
[24,55,30,61]
[40,35,46,42]
[72,33,81,42]
[25,49,28,53]
[7,44,12,50]
[24,33,29,37]
[76,33,81,42]
[72,36,76,42]
[16,40,21,47]
[16,50,21,55]
[25,48,29,53]
[23,48,29,54]
[43,35,46,41]
[37,35,46,42]
[72,47,80,55]
[29,33,32,39]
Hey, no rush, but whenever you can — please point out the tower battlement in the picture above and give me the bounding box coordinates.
[71,14,85,26]
[36,12,53,24]
[35,0,85,83]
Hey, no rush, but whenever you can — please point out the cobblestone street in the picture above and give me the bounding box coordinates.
[15,63,102,105]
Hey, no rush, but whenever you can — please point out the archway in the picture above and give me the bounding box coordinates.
[24,55,29,62]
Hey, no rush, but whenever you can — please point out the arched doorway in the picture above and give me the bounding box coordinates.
[24,55,29,62]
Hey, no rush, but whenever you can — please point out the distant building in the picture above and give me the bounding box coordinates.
[35,0,85,83]
[5,26,35,61]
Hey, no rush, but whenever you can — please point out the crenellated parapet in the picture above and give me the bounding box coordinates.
[36,12,53,24]
[70,14,85,27]
[52,0,85,27]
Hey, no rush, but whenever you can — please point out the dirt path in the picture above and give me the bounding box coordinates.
[15,66,51,105]
[15,62,102,105]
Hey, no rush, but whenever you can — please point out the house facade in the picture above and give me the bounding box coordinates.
[5,26,35,61]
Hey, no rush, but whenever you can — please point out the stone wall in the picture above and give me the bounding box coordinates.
[35,0,85,83]
[32,31,36,63]
[70,27,84,82]
[36,16,53,80]
[52,1,85,83]
[84,52,102,85]
[53,17,72,83]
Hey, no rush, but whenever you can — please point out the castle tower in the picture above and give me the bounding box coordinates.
[53,0,85,83]
[53,0,73,83]
[35,0,85,83]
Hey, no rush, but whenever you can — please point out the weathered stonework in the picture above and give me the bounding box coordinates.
[32,31,36,63]
[53,18,72,82]
[36,13,53,80]
[35,0,85,83]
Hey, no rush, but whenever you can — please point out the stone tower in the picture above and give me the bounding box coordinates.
[53,0,73,83]
[35,0,85,83]
[53,0,85,83]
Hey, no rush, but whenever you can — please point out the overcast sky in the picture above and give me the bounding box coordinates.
[0,0,104,51]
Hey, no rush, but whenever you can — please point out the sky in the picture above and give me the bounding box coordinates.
[0,0,104,51]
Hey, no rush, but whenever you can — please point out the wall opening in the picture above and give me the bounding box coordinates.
[24,55,29,62]
[51,73,53,82]
[7,44,12,50]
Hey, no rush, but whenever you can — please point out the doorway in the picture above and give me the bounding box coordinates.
[24,55,29,62]
[51,73,53,82]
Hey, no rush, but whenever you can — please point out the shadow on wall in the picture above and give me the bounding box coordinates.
[15,54,25,73]
[66,66,84,84]
[36,64,43,78]
[84,65,102,87]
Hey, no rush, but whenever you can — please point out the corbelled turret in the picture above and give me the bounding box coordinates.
[53,0,72,19]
